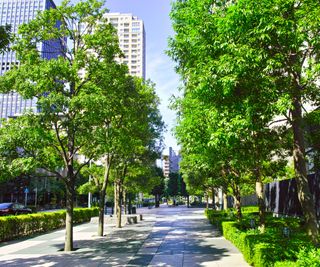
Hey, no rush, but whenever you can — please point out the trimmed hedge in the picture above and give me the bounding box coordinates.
[205,209,235,229]
[221,221,312,267]
[274,248,320,267]
[222,222,276,267]
[0,207,98,242]
[205,208,315,267]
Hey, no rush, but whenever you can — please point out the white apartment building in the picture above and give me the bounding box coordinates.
[104,13,146,79]
[162,147,181,177]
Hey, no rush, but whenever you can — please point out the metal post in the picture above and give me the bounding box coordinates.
[88,160,92,208]
[24,187,29,207]
[88,191,92,208]
[25,192,28,207]
[34,187,37,208]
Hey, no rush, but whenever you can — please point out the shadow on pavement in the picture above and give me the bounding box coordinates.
[0,206,246,266]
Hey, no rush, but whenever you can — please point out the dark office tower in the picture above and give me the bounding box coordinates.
[0,0,61,119]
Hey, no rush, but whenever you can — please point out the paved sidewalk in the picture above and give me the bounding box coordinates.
[0,206,250,266]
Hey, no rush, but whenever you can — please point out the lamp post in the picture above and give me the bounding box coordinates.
[34,187,37,208]
[88,160,92,208]
[24,187,29,207]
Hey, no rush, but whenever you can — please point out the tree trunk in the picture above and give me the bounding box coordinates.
[64,183,74,251]
[97,156,111,236]
[223,192,228,210]
[116,181,122,228]
[187,195,190,208]
[206,194,209,209]
[291,97,319,244]
[211,187,215,210]
[123,190,127,215]
[114,182,117,216]
[255,171,265,233]
[128,194,132,214]
[155,194,160,208]
[98,190,105,236]
[234,187,242,220]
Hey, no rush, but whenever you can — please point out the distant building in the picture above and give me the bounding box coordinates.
[162,155,170,177]
[104,13,146,79]
[0,0,62,119]
[162,147,181,177]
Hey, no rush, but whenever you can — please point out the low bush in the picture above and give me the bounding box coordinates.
[222,221,311,267]
[205,209,235,228]
[205,208,316,267]
[241,206,259,213]
[142,202,155,207]
[0,207,98,242]
[274,247,320,267]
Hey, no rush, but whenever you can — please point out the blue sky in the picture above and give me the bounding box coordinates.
[55,0,181,154]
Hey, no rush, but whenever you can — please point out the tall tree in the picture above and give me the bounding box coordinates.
[169,0,320,243]
[151,167,165,208]
[0,0,122,251]
[83,77,164,233]
[110,79,164,228]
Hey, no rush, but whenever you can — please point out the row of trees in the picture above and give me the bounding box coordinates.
[168,0,320,244]
[0,0,164,251]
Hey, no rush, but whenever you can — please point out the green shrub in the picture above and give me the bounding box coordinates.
[220,220,312,267]
[142,202,155,207]
[274,261,297,267]
[205,208,319,267]
[296,248,320,266]
[274,248,320,266]
[0,207,98,242]
[205,209,235,228]
[252,243,278,267]
[241,206,259,213]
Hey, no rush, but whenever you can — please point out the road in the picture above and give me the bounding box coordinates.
[0,205,250,266]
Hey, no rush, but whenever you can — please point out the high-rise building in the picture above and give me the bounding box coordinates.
[0,0,61,119]
[162,147,181,177]
[104,13,146,79]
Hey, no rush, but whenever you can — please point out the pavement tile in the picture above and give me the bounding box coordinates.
[0,206,251,267]
[127,254,154,266]
[142,240,163,247]
[148,254,183,267]
[183,254,220,267]
[100,253,133,266]
[0,240,46,254]
[137,247,159,255]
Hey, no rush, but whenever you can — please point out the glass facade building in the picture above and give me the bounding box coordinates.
[0,0,61,119]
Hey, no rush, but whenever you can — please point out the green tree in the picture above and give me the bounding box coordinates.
[169,0,320,242]
[83,77,164,232]
[110,80,164,228]
[0,0,122,251]
[151,167,165,207]
[0,24,11,53]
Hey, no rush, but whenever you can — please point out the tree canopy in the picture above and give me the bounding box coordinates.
[169,0,320,243]
[0,0,164,250]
